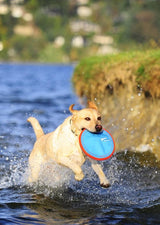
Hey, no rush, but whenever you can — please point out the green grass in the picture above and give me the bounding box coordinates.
[136,64,151,82]
[73,49,160,98]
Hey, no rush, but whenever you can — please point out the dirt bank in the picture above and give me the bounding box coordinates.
[73,49,160,161]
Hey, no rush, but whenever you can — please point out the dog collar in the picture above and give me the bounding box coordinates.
[70,119,78,136]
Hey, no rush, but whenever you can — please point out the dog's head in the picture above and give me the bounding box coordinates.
[69,101,102,135]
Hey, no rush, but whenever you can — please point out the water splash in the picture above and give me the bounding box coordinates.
[0,146,160,210]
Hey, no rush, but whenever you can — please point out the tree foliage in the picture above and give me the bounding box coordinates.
[0,0,160,62]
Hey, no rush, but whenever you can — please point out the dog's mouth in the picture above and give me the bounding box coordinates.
[81,126,103,133]
[93,130,103,134]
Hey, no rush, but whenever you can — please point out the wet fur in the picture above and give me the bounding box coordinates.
[28,102,110,188]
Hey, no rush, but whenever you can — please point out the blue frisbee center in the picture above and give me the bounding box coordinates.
[79,129,115,160]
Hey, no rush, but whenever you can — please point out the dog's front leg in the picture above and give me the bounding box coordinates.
[89,158,110,188]
[58,156,84,181]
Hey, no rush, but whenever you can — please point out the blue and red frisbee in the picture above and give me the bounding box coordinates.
[79,129,115,161]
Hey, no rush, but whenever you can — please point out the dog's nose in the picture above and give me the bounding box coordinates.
[95,124,102,132]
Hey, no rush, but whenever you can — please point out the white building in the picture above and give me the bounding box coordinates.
[54,36,65,48]
[72,36,84,48]
[70,20,101,33]
[0,4,9,15]
[93,35,114,45]
[77,6,92,17]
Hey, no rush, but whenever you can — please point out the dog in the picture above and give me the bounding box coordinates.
[27,101,110,188]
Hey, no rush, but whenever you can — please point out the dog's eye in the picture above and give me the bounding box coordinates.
[85,117,91,121]
[97,116,101,120]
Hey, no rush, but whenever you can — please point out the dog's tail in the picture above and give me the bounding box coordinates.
[27,117,44,140]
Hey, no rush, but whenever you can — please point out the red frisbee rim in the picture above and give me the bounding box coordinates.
[79,128,115,161]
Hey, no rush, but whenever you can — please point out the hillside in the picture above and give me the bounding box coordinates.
[0,0,160,62]
[73,49,160,99]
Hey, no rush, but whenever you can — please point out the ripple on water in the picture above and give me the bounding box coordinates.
[0,63,160,224]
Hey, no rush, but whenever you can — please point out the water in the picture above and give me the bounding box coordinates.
[0,63,160,224]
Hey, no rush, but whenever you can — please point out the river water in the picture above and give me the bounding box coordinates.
[0,63,160,224]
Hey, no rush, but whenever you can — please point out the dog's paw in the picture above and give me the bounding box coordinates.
[100,183,111,188]
[75,172,84,181]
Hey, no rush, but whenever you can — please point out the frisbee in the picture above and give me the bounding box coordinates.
[79,129,115,161]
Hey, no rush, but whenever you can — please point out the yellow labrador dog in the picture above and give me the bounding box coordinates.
[28,102,110,188]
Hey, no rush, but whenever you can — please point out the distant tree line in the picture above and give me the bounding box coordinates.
[0,0,160,62]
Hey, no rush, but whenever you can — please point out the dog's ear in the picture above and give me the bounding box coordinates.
[69,104,78,114]
[88,101,98,110]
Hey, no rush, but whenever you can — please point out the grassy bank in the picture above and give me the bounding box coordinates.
[73,49,160,100]
[72,49,160,161]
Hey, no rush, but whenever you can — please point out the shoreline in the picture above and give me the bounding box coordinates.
[72,49,160,162]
